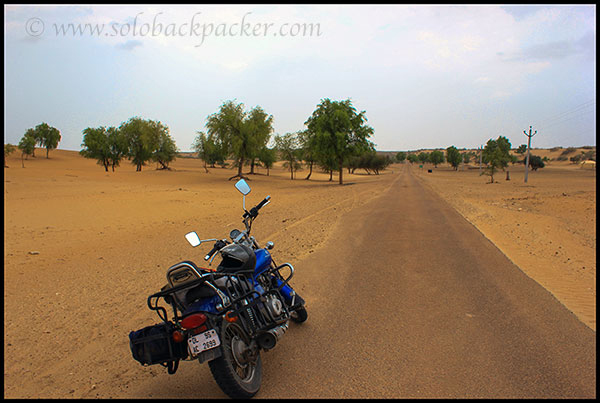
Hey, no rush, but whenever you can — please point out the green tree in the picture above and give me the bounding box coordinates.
[4,144,16,168]
[107,127,128,171]
[119,117,157,172]
[18,130,37,168]
[304,98,374,185]
[244,106,273,175]
[298,129,318,180]
[193,131,223,173]
[275,132,302,180]
[396,151,407,163]
[446,146,463,170]
[257,145,277,176]
[430,150,445,167]
[81,126,128,172]
[482,136,512,183]
[148,120,177,170]
[80,126,112,171]
[417,152,430,164]
[407,153,418,164]
[356,152,390,174]
[206,100,273,180]
[516,144,527,154]
[38,123,61,158]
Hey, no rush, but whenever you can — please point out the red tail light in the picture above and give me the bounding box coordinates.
[181,313,207,329]
[172,330,184,343]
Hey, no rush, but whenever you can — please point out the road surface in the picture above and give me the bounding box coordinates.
[129,164,596,398]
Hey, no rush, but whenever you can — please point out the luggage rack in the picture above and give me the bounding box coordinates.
[146,263,295,337]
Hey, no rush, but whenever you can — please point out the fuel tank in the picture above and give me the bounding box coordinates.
[254,248,272,276]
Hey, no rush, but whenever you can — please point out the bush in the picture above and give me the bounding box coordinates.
[560,147,576,156]
[528,155,545,171]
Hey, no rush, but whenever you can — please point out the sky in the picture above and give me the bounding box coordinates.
[4,4,596,152]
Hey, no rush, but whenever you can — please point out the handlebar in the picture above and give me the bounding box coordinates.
[204,239,228,261]
[244,195,271,219]
[199,195,272,261]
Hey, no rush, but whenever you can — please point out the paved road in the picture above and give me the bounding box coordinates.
[132,165,596,398]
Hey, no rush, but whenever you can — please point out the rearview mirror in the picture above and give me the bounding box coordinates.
[185,231,201,247]
[234,179,251,196]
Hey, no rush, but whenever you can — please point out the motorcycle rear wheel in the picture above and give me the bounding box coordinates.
[291,304,308,323]
[208,321,262,398]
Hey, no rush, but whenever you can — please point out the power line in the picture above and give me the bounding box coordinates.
[536,108,596,132]
[533,99,596,127]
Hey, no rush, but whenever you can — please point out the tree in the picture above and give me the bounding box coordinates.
[107,127,128,171]
[37,123,61,158]
[4,144,16,168]
[257,146,277,176]
[148,120,178,170]
[193,131,222,173]
[356,152,390,174]
[528,155,545,171]
[407,153,418,164]
[18,130,37,167]
[244,106,273,175]
[298,129,318,180]
[446,146,463,170]
[120,117,157,172]
[275,132,302,180]
[305,98,374,185]
[396,151,407,163]
[430,150,444,167]
[23,122,61,158]
[80,126,112,171]
[417,152,430,164]
[81,126,128,172]
[206,100,273,180]
[481,136,512,183]
[462,152,472,164]
[516,144,527,154]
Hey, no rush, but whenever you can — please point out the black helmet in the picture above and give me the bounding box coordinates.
[217,244,256,273]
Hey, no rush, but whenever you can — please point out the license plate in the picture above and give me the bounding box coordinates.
[187,329,221,357]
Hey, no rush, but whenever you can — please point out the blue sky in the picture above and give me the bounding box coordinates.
[4,4,596,151]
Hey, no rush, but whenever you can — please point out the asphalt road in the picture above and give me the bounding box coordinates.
[131,165,596,398]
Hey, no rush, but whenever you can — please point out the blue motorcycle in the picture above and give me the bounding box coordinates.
[129,179,307,398]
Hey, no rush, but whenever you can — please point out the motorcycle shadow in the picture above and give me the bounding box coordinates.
[128,363,225,398]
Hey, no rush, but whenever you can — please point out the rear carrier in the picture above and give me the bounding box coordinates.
[128,261,296,372]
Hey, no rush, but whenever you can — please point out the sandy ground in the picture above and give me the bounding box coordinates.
[3,148,596,398]
[3,149,394,398]
[415,154,596,331]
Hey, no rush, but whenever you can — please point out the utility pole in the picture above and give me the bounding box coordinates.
[523,126,537,183]
[478,145,483,174]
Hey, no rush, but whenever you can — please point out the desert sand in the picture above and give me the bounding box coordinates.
[3,147,596,398]
[415,149,596,331]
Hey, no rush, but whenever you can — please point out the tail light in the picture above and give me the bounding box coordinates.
[172,330,184,343]
[181,313,207,330]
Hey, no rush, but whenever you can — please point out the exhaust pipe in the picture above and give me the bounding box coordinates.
[256,323,288,350]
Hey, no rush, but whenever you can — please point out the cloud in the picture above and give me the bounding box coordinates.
[116,40,143,50]
[502,35,591,62]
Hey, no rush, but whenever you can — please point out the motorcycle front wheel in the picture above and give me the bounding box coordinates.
[208,321,262,398]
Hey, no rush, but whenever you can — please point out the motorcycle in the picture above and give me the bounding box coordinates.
[128,179,308,398]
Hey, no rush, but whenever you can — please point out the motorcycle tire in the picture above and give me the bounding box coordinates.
[208,321,262,398]
[291,304,308,323]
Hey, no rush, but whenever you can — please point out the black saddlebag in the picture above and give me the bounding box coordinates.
[129,322,188,366]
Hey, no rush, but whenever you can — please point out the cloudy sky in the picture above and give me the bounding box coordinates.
[4,4,596,151]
